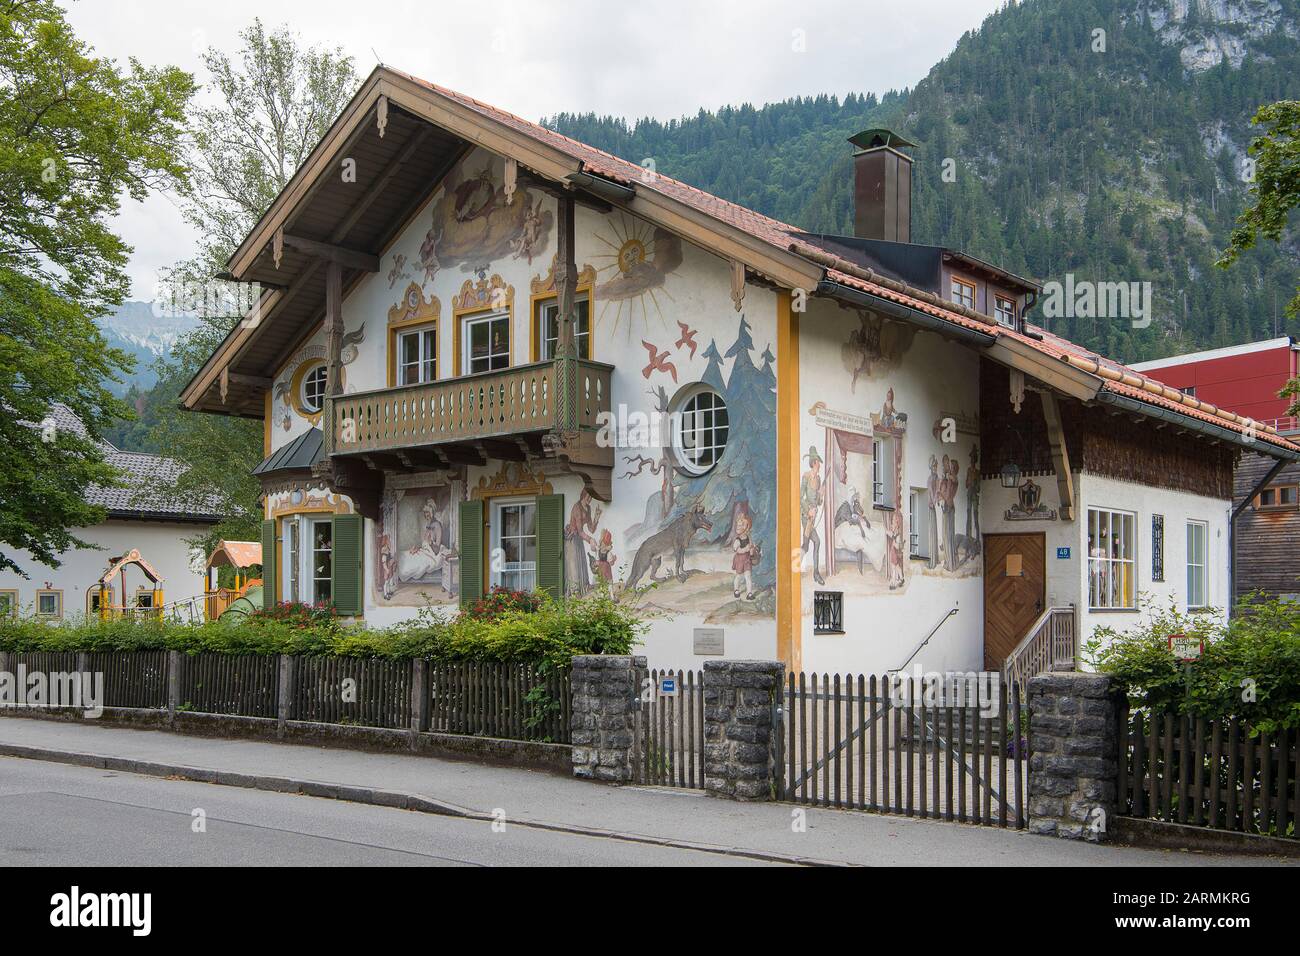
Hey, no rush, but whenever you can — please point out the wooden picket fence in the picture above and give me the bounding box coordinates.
[782,672,1028,828]
[1119,705,1298,839]
[177,652,280,718]
[633,667,705,788]
[428,661,571,743]
[293,655,412,729]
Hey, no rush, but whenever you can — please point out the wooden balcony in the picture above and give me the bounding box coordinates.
[321,359,614,500]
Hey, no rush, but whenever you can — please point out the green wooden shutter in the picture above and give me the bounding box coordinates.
[536,493,565,602]
[261,519,277,611]
[459,499,484,608]
[331,513,365,616]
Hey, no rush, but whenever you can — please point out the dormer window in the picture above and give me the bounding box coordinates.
[950,276,976,310]
[994,295,1017,329]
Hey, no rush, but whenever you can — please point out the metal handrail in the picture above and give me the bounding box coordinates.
[889,605,959,673]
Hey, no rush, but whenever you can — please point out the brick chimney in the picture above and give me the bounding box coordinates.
[850,129,915,243]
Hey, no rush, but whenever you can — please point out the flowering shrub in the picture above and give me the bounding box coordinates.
[247,601,339,629]
[463,587,546,621]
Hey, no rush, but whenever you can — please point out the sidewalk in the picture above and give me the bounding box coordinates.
[0,716,1288,866]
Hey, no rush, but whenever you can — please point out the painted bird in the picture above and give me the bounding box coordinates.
[641,341,678,383]
[675,320,699,359]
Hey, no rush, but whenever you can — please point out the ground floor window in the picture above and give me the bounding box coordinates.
[0,589,17,617]
[36,589,63,619]
[1186,520,1208,610]
[87,587,114,615]
[1088,507,1135,610]
[908,488,929,558]
[491,498,537,592]
[282,515,333,604]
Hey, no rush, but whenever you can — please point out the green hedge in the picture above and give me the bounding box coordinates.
[1086,596,1300,735]
[0,590,643,669]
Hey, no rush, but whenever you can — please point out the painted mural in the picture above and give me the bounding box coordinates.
[417,155,552,282]
[801,312,982,597]
[373,471,465,606]
[573,313,777,623]
[271,322,366,431]
[592,213,683,338]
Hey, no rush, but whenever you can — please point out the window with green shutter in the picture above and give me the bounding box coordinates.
[331,513,365,616]
[459,499,484,607]
[536,493,565,601]
[261,518,277,611]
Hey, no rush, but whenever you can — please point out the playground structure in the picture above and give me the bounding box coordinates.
[88,549,168,620]
[204,540,263,621]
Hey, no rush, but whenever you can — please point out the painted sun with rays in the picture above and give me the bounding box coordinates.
[591,214,683,338]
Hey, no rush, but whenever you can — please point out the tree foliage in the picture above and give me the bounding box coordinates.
[0,0,192,574]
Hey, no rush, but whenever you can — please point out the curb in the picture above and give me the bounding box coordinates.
[0,742,850,867]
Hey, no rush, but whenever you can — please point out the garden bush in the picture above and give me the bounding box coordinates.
[0,587,643,669]
[1087,595,1300,735]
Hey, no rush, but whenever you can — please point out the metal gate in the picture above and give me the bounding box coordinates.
[633,667,705,788]
[780,672,1028,828]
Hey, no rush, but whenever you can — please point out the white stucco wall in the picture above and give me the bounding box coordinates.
[0,520,207,620]
[981,472,1231,655]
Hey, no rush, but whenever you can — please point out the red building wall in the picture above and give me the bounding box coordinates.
[1132,339,1298,427]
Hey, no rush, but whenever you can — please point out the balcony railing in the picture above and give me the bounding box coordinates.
[323,359,613,456]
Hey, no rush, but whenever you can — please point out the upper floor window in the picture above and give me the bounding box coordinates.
[994,295,1017,329]
[463,311,510,374]
[1088,507,1136,610]
[397,324,437,385]
[1256,485,1299,510]
[300,363,328,414]
[537,295,590,360]
[672,386,728,475]
[950,276,976,310]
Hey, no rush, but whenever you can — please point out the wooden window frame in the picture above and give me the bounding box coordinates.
[35,588,63,620]
[86,586,115,616]
[0,589,17,618]
[950,275,976,310]
[1255,484,1299,511]
[531,291,593,362]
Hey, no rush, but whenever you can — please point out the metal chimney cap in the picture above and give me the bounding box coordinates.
[848,128,917,153]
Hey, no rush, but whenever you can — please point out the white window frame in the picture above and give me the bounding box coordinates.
[908,488,929,558]
[950,276,976,310]
[994,295,1017,329]
[310,518,333,605]
[491,497,538,593]
[1088,507,1137,610]
[462,311,511,375]
[671,385,729,475]
[537,294,590,360]
[871,435,896,508]
[396,323,438,385]
[282,516,332,605]
[300,363,328,413]
[1186,520,1208,610]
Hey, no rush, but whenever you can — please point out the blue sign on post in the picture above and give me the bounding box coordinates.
[1056,547,1071,559]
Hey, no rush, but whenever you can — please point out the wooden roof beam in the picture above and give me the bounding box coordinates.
[279,233,380,272]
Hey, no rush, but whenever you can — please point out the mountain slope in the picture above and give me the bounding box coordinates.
[547,0,1300,364]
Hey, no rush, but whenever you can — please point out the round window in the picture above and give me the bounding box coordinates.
[671,386,728,475]
[299,364,328,414]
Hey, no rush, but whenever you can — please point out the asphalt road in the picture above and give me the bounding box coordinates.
[0,758,778,867]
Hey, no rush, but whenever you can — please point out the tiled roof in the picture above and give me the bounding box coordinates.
[45,404,224,522]
[394,69,1300,457]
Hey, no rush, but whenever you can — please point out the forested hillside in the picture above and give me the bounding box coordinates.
[547,0,1300,364]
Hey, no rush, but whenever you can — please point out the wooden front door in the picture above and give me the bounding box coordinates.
[982,533,1046,670]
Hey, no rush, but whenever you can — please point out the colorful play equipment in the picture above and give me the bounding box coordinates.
[204,540,263,621]
[89,549,166,620]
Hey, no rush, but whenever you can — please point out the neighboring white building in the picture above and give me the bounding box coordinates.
[0,405,223,620]
[178,70,1300,678]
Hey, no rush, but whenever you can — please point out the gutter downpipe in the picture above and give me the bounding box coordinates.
[1095,390,1300,620]
[816,280,998,349]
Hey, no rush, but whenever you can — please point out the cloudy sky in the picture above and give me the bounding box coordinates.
[63,0,1008,299]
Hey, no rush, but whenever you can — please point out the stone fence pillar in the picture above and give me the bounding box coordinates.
[1028,671,1123,842]
[570,655,644,782]
[703,660,784,801]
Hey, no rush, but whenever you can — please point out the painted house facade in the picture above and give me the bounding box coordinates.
[1133,338,1300,602]
[0,405,221,620]
[181,68,1300,676]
